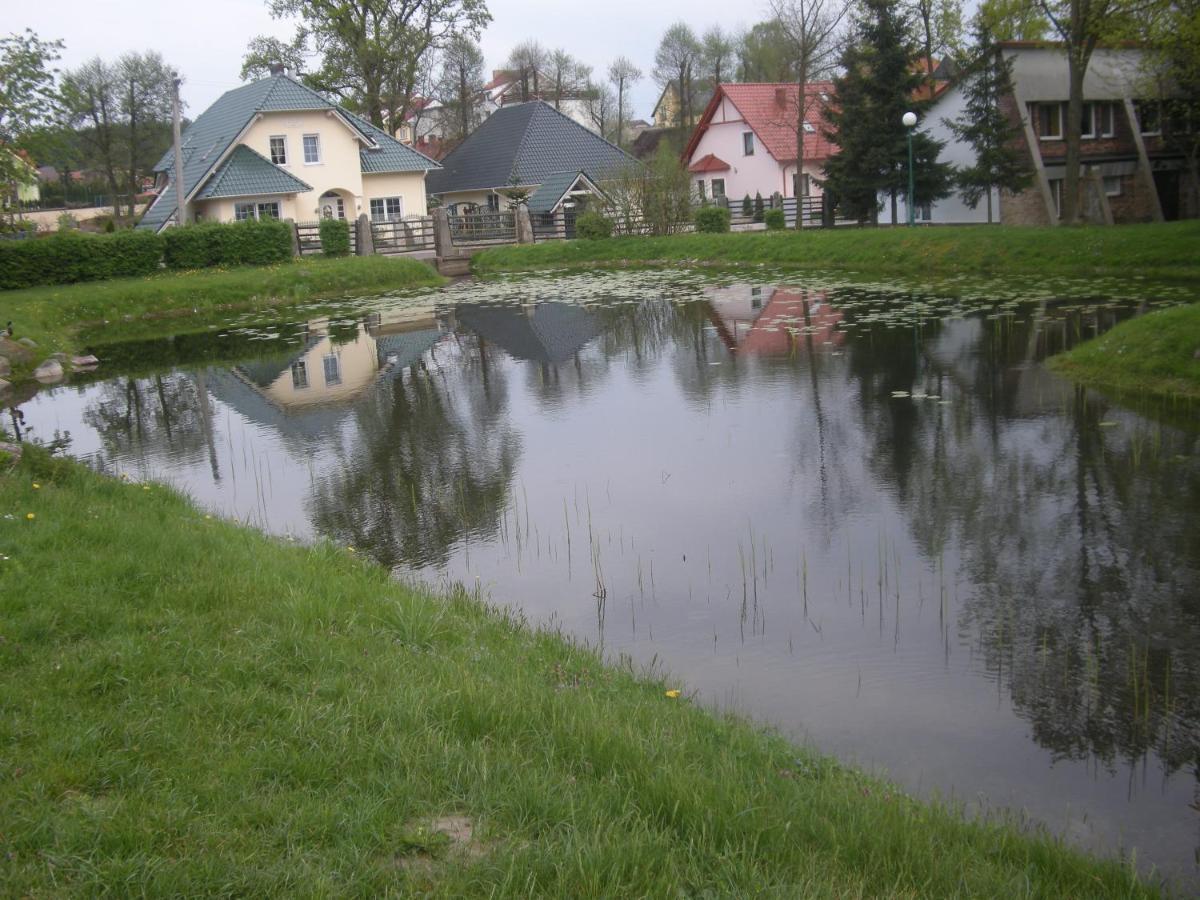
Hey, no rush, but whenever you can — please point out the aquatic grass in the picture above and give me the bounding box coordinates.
[0,255,444,358]
[1048,302,1200,401]
[0,445,1165,897]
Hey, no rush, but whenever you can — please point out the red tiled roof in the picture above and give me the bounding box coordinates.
[688,153,731,173]
[685,83,839,166]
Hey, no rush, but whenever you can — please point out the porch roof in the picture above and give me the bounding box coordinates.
[194,145,312,200]
[688,153,730,174]
[526,170,606,214]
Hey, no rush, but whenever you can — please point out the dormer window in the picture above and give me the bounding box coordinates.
[803,122,815,133]
[270,135,287,165]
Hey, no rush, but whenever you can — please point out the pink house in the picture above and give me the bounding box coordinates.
[683,83,837,204]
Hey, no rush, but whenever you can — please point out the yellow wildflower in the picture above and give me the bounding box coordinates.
[32,483,40,490]
[664,690,681,699]
[26,513,36,521]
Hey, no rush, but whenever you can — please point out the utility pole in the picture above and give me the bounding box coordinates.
[171,72,187,227]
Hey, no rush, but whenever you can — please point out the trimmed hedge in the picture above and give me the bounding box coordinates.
[163,219,294,270]
[575,210,614,240]
[694,205,731,234]
[764,208,787,231]
[319,218,352,257]
[0,230,164,290]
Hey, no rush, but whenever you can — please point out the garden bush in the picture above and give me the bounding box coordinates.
[694,205,731,234]
[742,194,753,217]
[764,208,787,230]
[319,218,352,257]
[0,229,164,290]
[163,218,293,270]
[753,193,765,223]
[575,210,614,240]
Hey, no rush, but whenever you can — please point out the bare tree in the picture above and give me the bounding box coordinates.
[608,56,642,148]
[436,34,485,141]
[906,0,964,83]
[508,39,547,101]
[770,0,849,225]
[1037,0,1152,223]
[583,79,618,140]
[701,25,736,86]
[654,22,701,130]
[548,48,589,110]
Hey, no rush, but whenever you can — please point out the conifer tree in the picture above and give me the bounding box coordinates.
[822,0,953,222]
[753,192,765,222]
[945,24,1032,222]
[742,194,753,216]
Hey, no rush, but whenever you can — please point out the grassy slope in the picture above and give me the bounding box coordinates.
[472,221,1200,281]
[0,447,1156,898]
[1049,302,1200,400]
[1,255,443,358]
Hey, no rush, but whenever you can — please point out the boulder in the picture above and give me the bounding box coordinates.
[17,337,37,349]
[0,337,36,365]
[0,357,10,377]
[0,377,10,394]
[33,359,64,383]
[71,354,100,369]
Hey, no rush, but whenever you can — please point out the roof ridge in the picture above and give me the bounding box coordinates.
[507,103,543,185]
[525,100,638,171]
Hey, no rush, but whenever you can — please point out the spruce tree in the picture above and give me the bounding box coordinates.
[944,24,1032,222]
[822,0,954,223]
[742,194,753,216]
[753,192,765,222]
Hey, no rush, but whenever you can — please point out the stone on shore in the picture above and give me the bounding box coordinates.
[71,354,100,369]
[33,359,64,383]
[0,337,36,364]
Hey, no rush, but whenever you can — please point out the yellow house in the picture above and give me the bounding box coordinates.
[139,69,439,232]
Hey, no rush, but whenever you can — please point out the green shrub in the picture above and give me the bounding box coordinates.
[319,218,352,257]
[0,229,163,290]
[753,193,765,223]
[694,205,731,234]
[163,219,293,270]
[764,208,787,231]
[742,194,753,217]
[575,210,614,240]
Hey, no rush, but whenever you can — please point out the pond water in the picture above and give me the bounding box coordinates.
[10,270,1200,888]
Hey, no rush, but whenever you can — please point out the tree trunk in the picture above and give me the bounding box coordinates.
[986,187,993,224]
[890,188,897,224]
[794,59,809,231]
[617,80,625,149]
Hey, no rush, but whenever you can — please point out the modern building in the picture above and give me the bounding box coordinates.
[907,43,1193,225]
[138,68,439,232]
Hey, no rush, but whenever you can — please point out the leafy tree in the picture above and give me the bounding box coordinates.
[119,53,174,215]
[654,22,701,129]
[770,0,850,227]
[904,0,965,83]
[701,25,736,87]
[547,49,589,110]
[736,21,799,81]
[507,40,547,101]
[822,0,954,222]
[1036,0,1151,223]
[1141,0,1200,217]
[436,34,485,141]
[974,0,1050,40]
[607,56,642,148]
[0,29,63,219]
[243,0,491,130]
[944,24,1033,222]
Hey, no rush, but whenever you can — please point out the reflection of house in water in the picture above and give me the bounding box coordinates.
[703,284,844,354]
[454,301,602,365]
[206,313,445,443]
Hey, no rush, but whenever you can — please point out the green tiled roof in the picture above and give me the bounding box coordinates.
[194,145,312,199]
[138,73,438,231]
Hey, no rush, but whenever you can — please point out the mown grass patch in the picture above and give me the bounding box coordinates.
[0,255,442,360]
[1049,302,1200,401]
[0,445,1160,897]
[473,221,1200,283]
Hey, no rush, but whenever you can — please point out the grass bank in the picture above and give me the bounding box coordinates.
[1049,302,1200,401]
[0,445,1158,897]
[0,255,443,360]
[473,221,1200,282]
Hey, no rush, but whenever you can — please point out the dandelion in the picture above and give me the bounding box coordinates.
[143,486,151,491]
[26,513,36,521]
[204,515,212,520]
[347,547,356,553]
[664,689,681,699]
[32,483,40,490]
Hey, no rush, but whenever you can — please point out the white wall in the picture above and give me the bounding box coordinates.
[688,96,823,203]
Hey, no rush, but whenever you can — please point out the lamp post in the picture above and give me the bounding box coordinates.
[902,111,917,226]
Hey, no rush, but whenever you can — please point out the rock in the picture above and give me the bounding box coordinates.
[0,337,36,364]
[0,357,10,377]
[71,354,100,369]
[33,359,64,383]
[17,337,37,349]
[51,352,69,362]
[0,377,10,394]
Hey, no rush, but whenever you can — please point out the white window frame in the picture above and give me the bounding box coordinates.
[234,199,281,222]
[291,360,308,389]
[322,352,342,386]
[711,178,725,198]
[256,201,280,220]
[1095,102,1115,138]
[1103,175,1122,197]
[1079,103,1096,139]
[742,131,755,155]
[369,196,404,222]
[302,133,321,165]
[269,135,288,165]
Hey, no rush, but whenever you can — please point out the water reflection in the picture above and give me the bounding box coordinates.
[13,271,1200,887]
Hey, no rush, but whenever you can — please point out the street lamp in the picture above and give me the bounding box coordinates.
[902,111,918,227]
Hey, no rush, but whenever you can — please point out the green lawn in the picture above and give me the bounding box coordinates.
[1049,302,1200,401]
[473,221,1200,282]
[0,255,443,361]
[0,445,1159,898]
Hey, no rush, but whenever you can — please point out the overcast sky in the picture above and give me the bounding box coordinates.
[15,0,759,123]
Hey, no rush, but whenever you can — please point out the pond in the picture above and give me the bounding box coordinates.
[10,269,1200,888]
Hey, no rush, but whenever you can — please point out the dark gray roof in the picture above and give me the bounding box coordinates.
[194,145,312,200]
[455,302,601,365]
[426,101,638,196]
[139,73,438,231]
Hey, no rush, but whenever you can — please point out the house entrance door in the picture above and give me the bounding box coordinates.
[1153,170,1180,221]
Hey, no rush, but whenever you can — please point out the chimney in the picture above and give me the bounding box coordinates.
[269,63,287,76]
[775,87,787,107]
